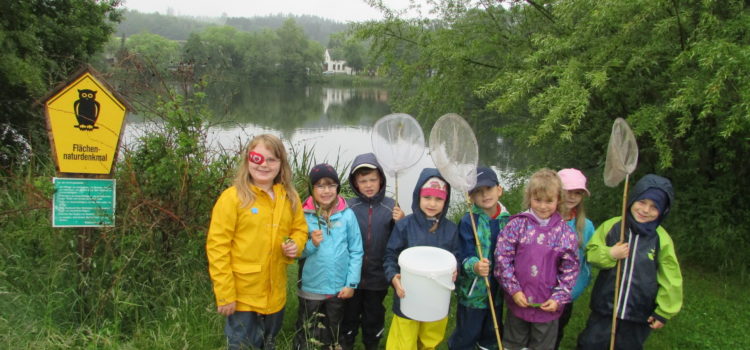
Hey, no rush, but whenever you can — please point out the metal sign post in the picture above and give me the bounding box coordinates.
[42,65,130,272]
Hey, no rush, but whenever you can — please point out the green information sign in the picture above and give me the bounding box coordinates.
[53,178,115,227]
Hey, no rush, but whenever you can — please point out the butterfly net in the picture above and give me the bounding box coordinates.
[604,118,639,187]
[371,113,425,177]
[429,113,478,193]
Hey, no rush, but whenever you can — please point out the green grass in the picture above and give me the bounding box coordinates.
[1,228,749,350]
[235,262,750,349]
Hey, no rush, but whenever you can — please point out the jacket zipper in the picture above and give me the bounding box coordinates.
[361,204,373,287]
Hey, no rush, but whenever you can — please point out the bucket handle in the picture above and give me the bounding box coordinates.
[428,273,455,291]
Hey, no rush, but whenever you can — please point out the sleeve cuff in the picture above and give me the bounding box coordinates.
[385,271,396,284]
[304,240,318,255]
[216,296,236,306]
[463,257,480,277]
[506,284,522,296]
[652,312,668,324]
[551,291,571,305]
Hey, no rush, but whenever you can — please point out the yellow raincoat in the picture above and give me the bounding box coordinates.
[206,184,308,314]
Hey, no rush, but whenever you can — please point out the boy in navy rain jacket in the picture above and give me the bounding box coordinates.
[577,174,682,350]
[340,153,404,350]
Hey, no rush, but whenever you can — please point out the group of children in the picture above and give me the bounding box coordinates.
[206,134,683,350]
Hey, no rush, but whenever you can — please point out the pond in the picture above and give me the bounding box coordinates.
[125,84,516,213]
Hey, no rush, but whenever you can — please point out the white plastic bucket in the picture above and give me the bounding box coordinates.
[398,246,457,322]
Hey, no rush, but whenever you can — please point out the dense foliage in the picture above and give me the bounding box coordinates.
[225,14,349,45]
[180,19,324,84]
[116,9,216,41]
[357,0,750,272]
[0,0,121,157]
[112,11,372,83]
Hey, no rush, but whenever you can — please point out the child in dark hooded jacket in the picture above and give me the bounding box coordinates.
[577,174,683,350]
[340,153,404,350]
[383,168,459,350]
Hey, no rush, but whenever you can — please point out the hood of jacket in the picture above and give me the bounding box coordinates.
[512,209,563,228]
[626,174,674,236]
[411,168,451,226]
[627,174,674,221]
[348,152,388,204]
[302,195,348,215]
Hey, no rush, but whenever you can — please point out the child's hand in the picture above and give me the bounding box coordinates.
[540,299,559,312]
[338,287,355,299]
[648,316,665,329]
[610,242,630,260]
[217,301,236,316]
[452,269,458,282]
[311,229,323,247]
[281,241,298,258]
[473,258,490,277]
[392,274,405,298]
[392,206,405,221]
[512,291,529,308]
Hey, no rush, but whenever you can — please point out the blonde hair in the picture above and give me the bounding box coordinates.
[561,190,588,245]
[522,168,564,212]
[233,134,300,211]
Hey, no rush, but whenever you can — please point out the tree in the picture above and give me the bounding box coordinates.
[354,3,524,129]
[0,0,122,156]
[125,32,181,73]
[275,19,323,83]
[190,26,251,74]
[243,30,281,83]
[328,31,368,72]
[358,0,750,270]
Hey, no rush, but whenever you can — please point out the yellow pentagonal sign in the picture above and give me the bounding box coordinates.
[45,68,127,175]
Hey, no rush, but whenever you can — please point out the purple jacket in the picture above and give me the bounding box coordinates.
[494,211,579,323]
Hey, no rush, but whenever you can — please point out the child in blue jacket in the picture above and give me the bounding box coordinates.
[294,163,363,350]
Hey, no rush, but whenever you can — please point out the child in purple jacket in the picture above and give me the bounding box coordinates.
[494,168,579,350]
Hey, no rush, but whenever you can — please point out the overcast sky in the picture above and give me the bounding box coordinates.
[121,0,422,23]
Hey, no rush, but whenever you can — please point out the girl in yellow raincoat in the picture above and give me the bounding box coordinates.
[206,134,308,349]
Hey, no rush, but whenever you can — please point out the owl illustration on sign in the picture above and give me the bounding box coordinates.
[74,89,100,130]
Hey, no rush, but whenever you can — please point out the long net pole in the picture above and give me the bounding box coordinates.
[610,174,630,350]
[466,194,503,349]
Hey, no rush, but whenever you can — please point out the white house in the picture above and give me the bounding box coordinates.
[323,49,353,75]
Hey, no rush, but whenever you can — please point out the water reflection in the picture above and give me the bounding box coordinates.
[125,85,516,214]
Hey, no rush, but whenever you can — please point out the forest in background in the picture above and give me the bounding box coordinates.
[115,9,350,44]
